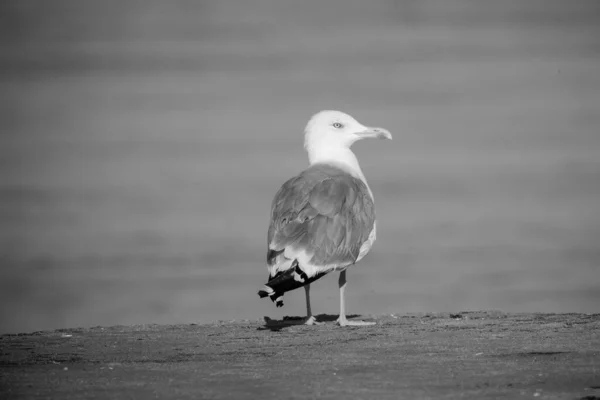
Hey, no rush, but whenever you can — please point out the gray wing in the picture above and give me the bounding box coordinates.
[267,166,375,267]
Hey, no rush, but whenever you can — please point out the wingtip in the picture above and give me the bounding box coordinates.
[258,285,274,298]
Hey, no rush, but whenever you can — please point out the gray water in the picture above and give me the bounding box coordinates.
[1,0,599,333]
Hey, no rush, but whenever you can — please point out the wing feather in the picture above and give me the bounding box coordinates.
[267,164,375,267]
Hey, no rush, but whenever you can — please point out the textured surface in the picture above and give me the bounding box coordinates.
[1,312,599,399]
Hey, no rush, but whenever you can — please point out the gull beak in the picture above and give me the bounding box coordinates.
[356,126,393,140]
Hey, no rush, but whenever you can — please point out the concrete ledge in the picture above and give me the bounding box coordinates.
[1,312,599,399]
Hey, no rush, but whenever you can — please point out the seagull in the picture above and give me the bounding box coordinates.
[258,110,392,326]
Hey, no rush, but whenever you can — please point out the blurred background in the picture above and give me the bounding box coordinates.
[1,0,599,333]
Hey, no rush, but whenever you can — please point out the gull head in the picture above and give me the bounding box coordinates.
[304,110,392,154]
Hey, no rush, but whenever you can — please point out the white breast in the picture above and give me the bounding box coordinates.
[357,221,376,262]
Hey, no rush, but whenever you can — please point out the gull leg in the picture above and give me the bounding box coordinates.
[337,270,375,326]
[304,284,321,325]
[263,284,321,327]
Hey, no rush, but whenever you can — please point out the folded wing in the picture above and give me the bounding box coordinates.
[266,164,375,282]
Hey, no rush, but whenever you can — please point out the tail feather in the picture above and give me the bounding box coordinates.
[257,260,328,307]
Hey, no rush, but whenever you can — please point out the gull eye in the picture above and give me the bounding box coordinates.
[332,122,343,129]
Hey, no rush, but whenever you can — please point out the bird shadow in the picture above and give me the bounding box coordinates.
[257,314,362,331]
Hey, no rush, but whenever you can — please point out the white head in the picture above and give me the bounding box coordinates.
[304,110,392,169]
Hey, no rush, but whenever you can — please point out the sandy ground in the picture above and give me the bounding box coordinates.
[1,312,599,399]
